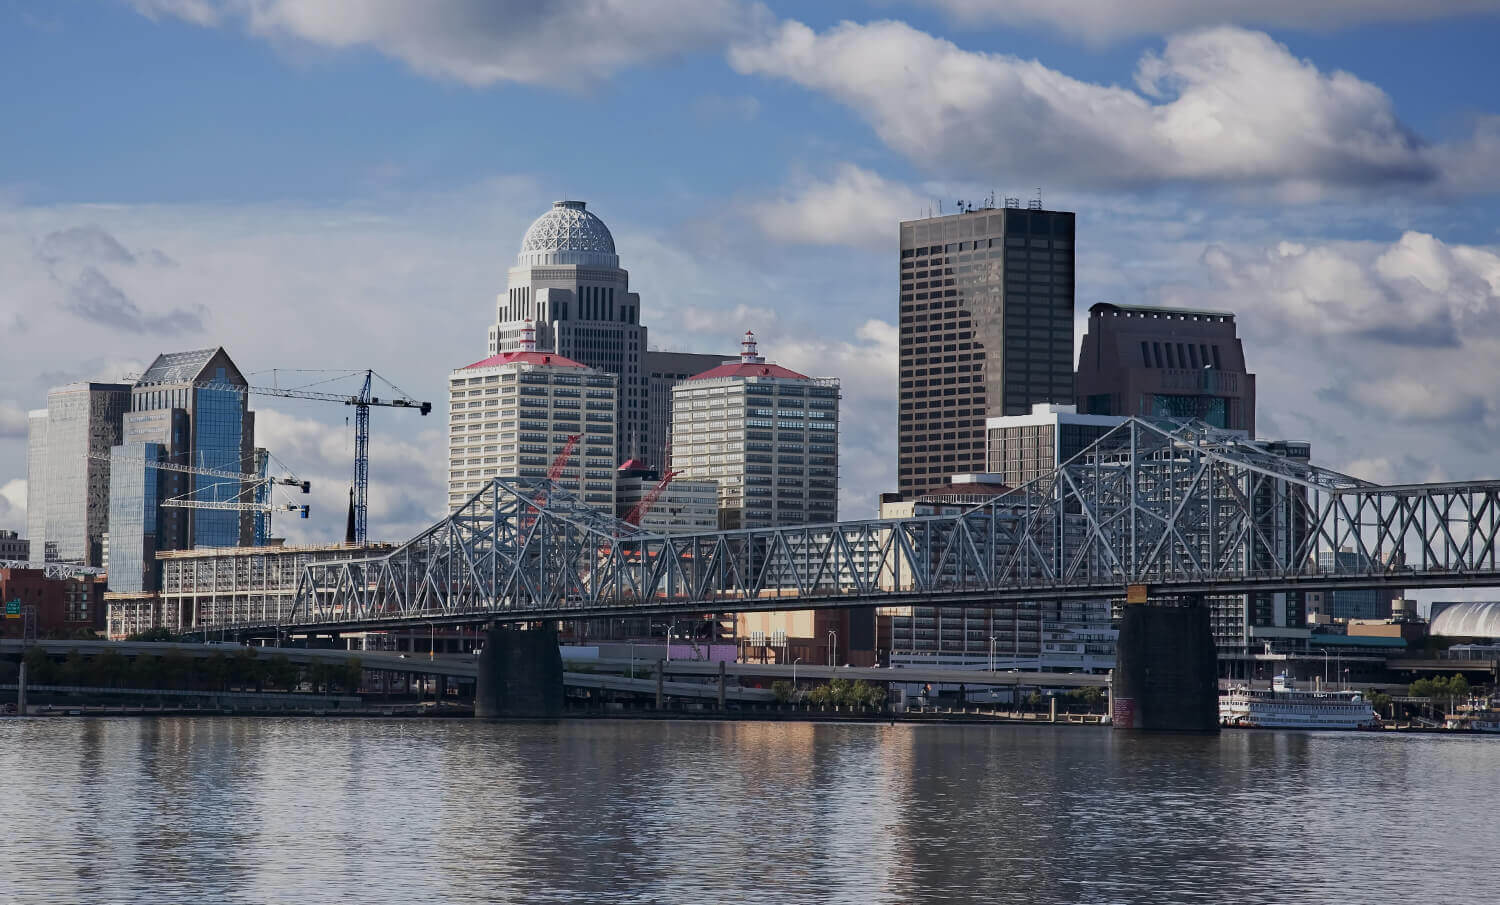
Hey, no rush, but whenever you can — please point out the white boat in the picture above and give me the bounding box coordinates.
[1219,673,1376,730]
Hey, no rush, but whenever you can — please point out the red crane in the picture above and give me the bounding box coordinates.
[625,469,682,526]
[523,434,581,527]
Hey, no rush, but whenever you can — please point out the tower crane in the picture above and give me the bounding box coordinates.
[133,369,431,546]
[88,453,311,528]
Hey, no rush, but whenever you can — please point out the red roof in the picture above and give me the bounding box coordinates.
[688,361,809,381]
[461,350,586,370]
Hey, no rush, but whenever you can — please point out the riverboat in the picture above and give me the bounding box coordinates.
[1219,673,1376,730]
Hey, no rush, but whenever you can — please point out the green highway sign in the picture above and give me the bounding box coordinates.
[4,599,19,617]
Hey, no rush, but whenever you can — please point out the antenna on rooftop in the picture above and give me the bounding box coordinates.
[1029,187,1043,211]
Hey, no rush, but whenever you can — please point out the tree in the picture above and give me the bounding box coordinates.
[22,646,53,684]
[771,680,794,703]
[94,649,129,687]
[125,627,180,643]
[340,658,364,693]
[265,654,299,691]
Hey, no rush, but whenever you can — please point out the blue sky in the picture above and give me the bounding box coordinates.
[3,0,1500,547]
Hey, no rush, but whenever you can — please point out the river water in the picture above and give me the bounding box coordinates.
[0,718,1492,904]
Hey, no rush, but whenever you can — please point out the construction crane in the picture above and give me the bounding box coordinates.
[90,452,311,524]
[523,434,581,528]
[133,369,431,546]
[624,469,682,526]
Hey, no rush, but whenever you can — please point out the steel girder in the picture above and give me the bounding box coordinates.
[233,418,1500,632]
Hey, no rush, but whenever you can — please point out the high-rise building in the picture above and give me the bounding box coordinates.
[671,332,839,530]
[1307,550,1400,622]
[986,403,1125,489]
[488,200,648,463]
[644,350,733,471]
[26,381,131,566]
[898,203,1076,499]
[1074,302,1256,435]
[108,348,258,593]
[449,322,618,512]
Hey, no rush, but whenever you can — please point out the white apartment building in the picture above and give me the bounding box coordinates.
[670,332,839,530]
[449,322,617,512]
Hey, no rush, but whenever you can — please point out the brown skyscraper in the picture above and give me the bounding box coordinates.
[898,204,1076,499]
[1073,302,1255,436]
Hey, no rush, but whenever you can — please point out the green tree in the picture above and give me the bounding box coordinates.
[125,627,180,643]
[22,646,53,684]
[131,655,164,688]
[340,658,364,693]
[266,654,299,691]
[202,653,231,691]
[771,680,794,703]
[230,648,261,691]
[94,649,129,687]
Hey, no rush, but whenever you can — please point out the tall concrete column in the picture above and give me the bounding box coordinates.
[717,659,726,710]
[17,659,27,716]
[1111,594,1219,732]
[474,624,564,718]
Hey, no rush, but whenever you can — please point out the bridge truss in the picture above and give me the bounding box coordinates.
[237,419,1500,633]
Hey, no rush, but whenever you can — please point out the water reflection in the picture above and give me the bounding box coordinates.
[0,718,1492,904]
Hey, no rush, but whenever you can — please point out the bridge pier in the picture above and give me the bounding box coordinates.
[1111,595,1219,733]
[474,624,563,718]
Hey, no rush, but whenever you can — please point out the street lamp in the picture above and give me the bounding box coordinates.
[1315,647,1329,686]
[828,630,837,668]
[793,657,802,694]
[429,622,435,661]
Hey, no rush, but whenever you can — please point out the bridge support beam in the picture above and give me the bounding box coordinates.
[1111,596,1219,733]
[474,624,563,719]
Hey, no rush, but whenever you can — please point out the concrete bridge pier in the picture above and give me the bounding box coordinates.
[474,624,564,718]
[1111,594,1219,733]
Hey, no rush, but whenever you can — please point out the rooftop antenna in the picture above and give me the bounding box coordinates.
[1029,187,1043,211]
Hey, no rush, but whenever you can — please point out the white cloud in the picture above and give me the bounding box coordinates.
[730,22,1489,197]
[918,0,1500,44]
[749,164,931,249]
[0,479,24,527]
[0,402,29,440]
[132,0,761,90]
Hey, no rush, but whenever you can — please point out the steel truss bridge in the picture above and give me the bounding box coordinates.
[222,418,1500,635]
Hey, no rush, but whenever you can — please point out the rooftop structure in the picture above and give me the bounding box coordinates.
[488,200,648,463]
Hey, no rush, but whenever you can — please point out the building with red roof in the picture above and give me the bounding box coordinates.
[448,321,618,512]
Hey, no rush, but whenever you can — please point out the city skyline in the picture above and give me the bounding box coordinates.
[3,2,1500,550]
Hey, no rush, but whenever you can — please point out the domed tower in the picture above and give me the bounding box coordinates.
[489,200,649,464]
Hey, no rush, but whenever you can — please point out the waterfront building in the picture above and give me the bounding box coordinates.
[671,331,839,530]
[644,350,733,471]
[108,348,258,594]
[614,462,718,534]
[0,530,30,562]
[0,566,106,639]
[880,484,1115,673]
[105,542,394,639]
[448,321,618,513]
[488,200,648,463]
[898,202,1076,499]
[985,403,1125,489]
[25,381,131,567]
[1074,302,1256,435]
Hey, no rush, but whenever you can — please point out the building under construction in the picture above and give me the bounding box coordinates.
[105,541,392,639]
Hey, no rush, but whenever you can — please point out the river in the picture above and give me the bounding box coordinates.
[0,718,1492,904]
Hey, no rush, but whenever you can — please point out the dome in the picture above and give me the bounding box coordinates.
[1431,601,1500,638]
[518,200,618,267]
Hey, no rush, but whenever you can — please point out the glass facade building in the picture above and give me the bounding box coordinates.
[107,441,163,594]
[25,383,130,567]
[898,204,1076,500]
[191,381,247,547]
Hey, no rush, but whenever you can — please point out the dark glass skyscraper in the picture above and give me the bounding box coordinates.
[898,204,1076,499]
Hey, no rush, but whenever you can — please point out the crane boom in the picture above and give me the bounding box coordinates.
[161,499,309,515]
[87,452,307,490]
[625,469,682,526]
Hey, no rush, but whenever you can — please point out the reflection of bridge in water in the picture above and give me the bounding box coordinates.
[216,418,1500,637]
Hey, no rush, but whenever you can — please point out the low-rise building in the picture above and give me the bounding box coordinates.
[0,530,30,562]
[0,567,106,638]
[105,542,393,639]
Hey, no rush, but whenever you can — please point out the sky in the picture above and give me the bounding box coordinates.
[3,0,1500,566]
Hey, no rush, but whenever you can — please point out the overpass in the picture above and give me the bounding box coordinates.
[195,418,1500,636]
